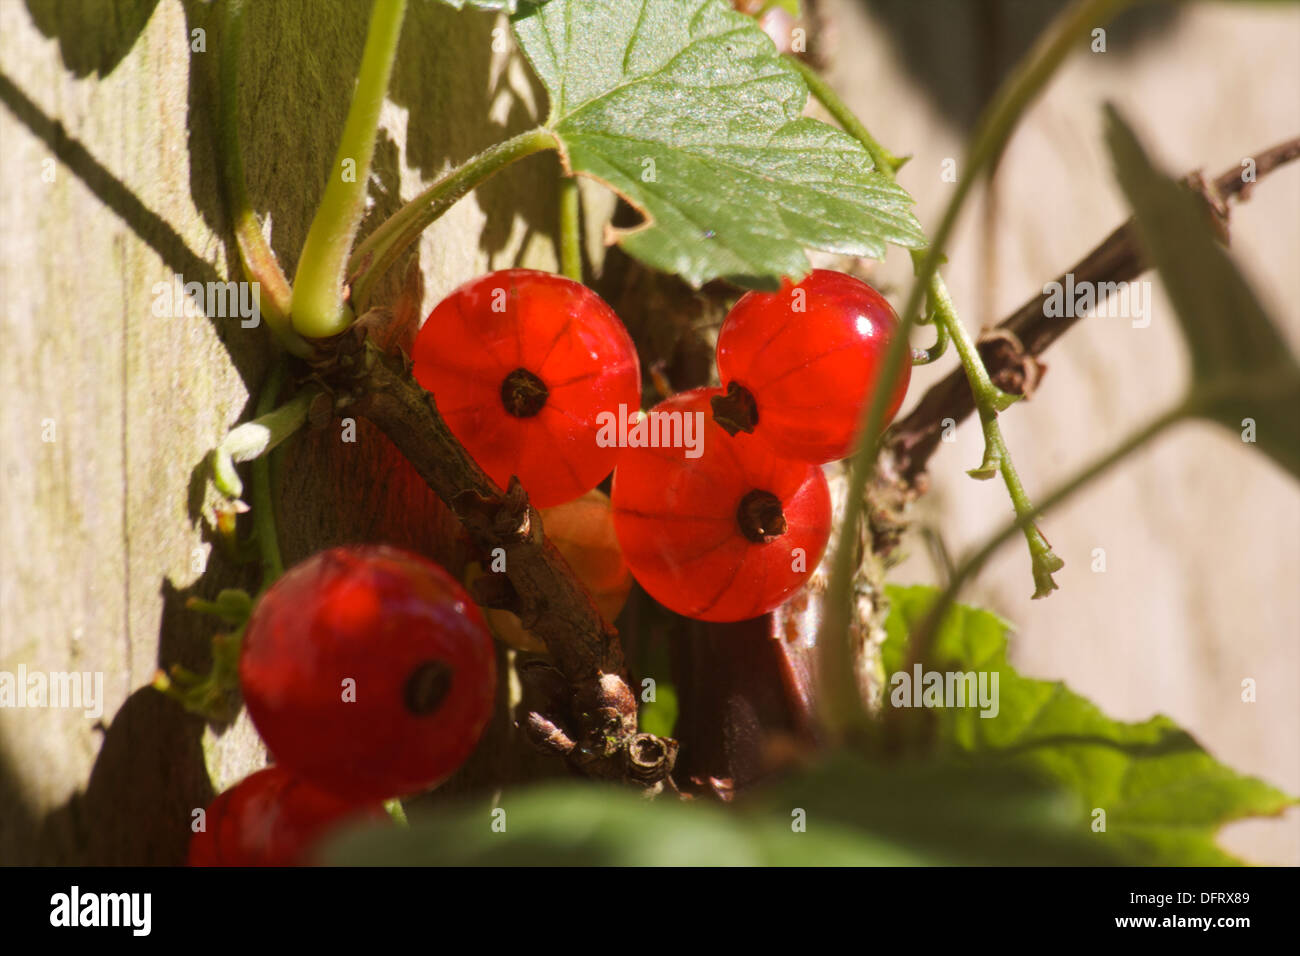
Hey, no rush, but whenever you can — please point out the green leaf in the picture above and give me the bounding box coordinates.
[755,753,1126,865]
[511,0,926,288]
[325,783,857,865]
[884,585,1296,865]
[324,752,1122,865]
[1105,104,1300,480]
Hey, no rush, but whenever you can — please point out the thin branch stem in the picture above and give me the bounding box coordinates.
[155,360,300,718]
[217,0,311,358]
[384,798,408,826]
[917,254,1018,415]
[250,362,288,585]
[291,0,408,338]
[982,419,1064,598]
[913,253,1060,595]
[911,308,949,365]
[558,174,582,282]
[347,128,558,313]
[887,135,1300,483]
[211,382,322,499]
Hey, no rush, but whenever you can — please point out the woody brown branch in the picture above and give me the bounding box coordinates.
[887,136,1300,487]
[333,341,673,785]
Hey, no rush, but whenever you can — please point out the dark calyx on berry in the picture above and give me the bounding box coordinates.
[737,489,787,543]
[404,659,454,715]
[500,367,549,418]
[710,381,759,436]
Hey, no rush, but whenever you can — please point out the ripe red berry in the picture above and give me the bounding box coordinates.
[610,388,832,622]
[239,545,496,802]
[714,269,911,463]
[412,269,641,508]
[188,766,384,867]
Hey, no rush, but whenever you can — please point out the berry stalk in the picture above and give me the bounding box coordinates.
[558,174,583,282]
[249,362,288,586]
[211,377,322,501]
[291,0,408,339]
[910,304,950,366]
[972,413,1063,599]
[920,263,1061,586]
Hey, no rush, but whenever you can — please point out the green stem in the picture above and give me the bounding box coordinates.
[185,589,253,626]
[250,363,288,585]
[558,174,582,282]
[920,254,1061,595]
[291,0,408,338]
[800,0,1134,737]
[157,369,296,719]
[212,383,321,499]
[384,798,409,826]
[911,308,949,365]
[217,0,311,358]
[817,303,917,734]
[980,417,1064,597]
[347,128,558,313]
[917,253,1018,414]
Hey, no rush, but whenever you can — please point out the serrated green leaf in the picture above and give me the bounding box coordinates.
[1104,105,1300,480]
[884,585,1296,865]
[511,0,926,288]
[324,752,1121,865]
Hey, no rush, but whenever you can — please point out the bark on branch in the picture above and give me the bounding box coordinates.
[325,340,676,786]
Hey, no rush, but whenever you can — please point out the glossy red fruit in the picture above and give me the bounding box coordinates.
[188,766,384,867]
[714,269,911,463]
[610,388,832,622]
[412,269,641,508]
[239,545,496,802]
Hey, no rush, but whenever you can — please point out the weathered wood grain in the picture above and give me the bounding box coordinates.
[0,0,562,864]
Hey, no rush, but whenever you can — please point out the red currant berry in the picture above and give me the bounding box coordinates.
[239,545,496,802]
[412,269,641,508]
[714,269,911,463]
[610,388,832,622]
[188,766,384,867]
